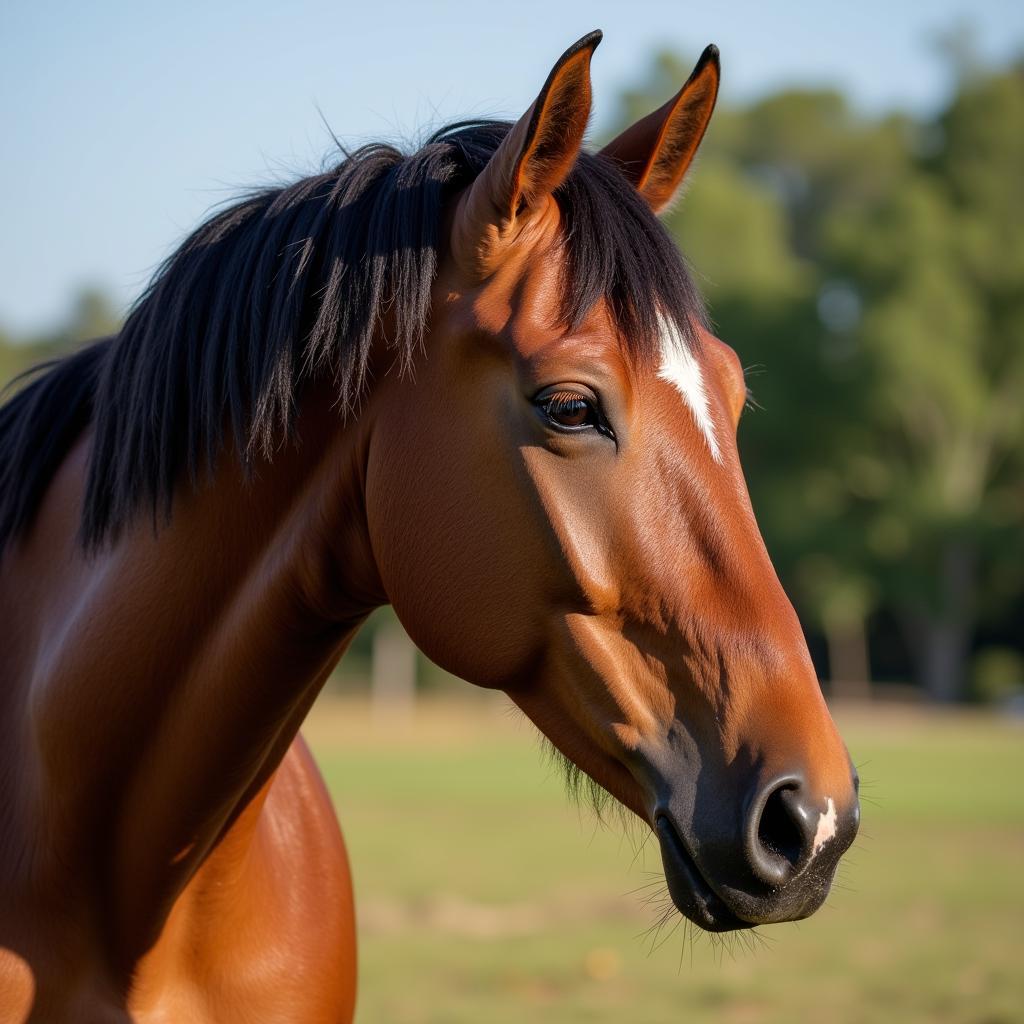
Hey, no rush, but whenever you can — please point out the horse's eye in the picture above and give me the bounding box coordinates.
[543,391,597,429]
[534,387,614,441]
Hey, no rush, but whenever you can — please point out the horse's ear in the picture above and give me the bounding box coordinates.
[600,45,720,215]
[451,30,601,276]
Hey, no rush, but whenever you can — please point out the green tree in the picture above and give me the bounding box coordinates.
[822,62,1024,700]
[609,51,1024,701]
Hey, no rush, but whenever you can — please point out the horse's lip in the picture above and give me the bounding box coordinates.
[654,814,750,932]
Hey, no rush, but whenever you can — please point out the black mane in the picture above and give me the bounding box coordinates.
[0,121,706,552]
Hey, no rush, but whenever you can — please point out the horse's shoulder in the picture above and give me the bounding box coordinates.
[129,737,356,1023]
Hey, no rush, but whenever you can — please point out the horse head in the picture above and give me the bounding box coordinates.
[365,32,859,931]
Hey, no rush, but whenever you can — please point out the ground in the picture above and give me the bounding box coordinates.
[304,697,1024,1024]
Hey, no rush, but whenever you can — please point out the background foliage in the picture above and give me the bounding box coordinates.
[615,48,1024,702]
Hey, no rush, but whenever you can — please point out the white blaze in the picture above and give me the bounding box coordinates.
[657,315,722,462]
[812,797,838,856]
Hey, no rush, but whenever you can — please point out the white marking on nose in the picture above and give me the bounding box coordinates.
[657,315,722,462]
[812,797,838,856]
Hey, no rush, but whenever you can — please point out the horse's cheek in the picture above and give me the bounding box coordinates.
[363,412,546,689]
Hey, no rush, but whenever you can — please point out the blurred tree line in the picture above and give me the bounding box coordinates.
[2,51,1021,704]
[614,47,1023,702]
[0,288,120,381]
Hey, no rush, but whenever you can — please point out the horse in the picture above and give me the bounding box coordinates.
[0,31,859,1022]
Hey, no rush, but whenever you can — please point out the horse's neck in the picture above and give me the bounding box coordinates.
[8,382,382,958]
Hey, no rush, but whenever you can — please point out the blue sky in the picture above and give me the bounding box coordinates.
[2,0,1021,334]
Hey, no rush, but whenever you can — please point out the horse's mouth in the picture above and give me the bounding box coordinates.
[654,814,750,932]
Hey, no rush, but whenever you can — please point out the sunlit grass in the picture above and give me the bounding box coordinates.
[306,698,1024,1024]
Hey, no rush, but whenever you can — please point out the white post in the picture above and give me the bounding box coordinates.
[371,620,417,724]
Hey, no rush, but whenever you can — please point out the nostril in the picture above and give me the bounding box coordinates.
[745,775,817,887]
[757,785,805,870]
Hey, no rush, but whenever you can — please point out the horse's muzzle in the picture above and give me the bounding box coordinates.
[654,770,861,931]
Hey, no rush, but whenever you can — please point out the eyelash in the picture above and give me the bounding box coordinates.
[534,389,616,441]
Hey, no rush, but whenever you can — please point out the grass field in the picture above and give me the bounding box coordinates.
[305,697,1024,1024]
